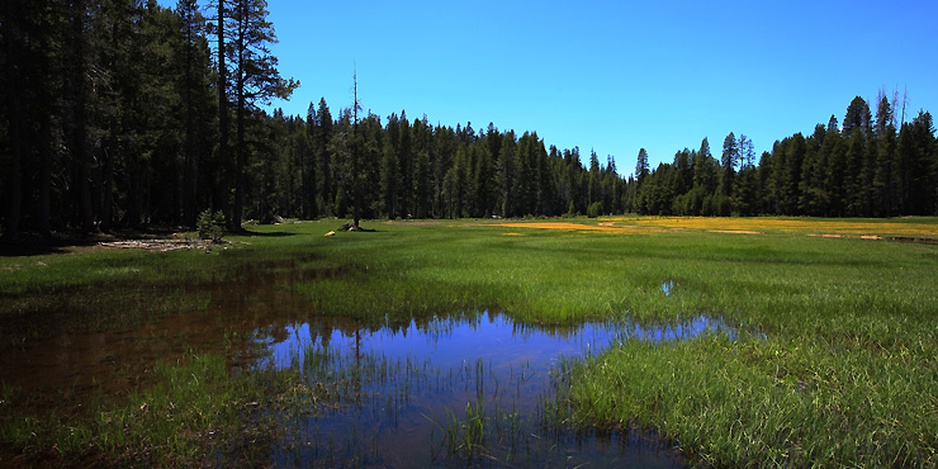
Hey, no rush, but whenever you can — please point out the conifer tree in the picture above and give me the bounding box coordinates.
[720,132,738,197]
[635,148,650,183]
[176,0,216,225]
[225,0,298,228]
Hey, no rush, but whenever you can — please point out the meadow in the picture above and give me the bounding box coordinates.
[1,216,936,467]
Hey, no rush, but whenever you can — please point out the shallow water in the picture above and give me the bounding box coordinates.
[625,315,744,342]
[0,270,732,467]
[258,311,687,467]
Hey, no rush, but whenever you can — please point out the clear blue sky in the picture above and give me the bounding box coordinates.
[169,0,938,174]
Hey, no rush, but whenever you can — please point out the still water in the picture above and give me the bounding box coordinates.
[256,311,687,467]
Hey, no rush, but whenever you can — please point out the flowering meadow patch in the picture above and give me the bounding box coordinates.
[493,216,938,240]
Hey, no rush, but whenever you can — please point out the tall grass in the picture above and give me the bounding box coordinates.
[559,333,937,467]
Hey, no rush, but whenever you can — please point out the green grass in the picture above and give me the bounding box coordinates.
[2,217,937,466]
[0,350,311,466]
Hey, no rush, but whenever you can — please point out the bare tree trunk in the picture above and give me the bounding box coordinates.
[351,68,361,229]
[71,0,94,232]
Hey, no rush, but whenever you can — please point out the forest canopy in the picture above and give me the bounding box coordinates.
[2,0,937,239]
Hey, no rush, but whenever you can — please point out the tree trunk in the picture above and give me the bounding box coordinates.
[38,110,52,235]
[71,0,94,232]
[232,0,246,231]
[101,118,117,231]
[217,0,231,229]
[3,11,22,239]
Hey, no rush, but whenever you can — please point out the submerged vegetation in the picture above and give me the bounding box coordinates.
[1,217,937,466]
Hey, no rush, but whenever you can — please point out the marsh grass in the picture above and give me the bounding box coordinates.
[308,219,938,466]
[2,217,937,466]
[0,350,310,467]
[558,334,938,467]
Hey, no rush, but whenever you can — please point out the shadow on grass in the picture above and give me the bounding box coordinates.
[0,233,97,257]
[0,243,71,257]
[234,229,297,238]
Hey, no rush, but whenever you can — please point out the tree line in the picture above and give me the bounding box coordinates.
[2,1,937,240]
[266,103,626,224]
[632,95,938,218]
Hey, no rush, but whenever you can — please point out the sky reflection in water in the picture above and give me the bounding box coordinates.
[259,311,688,468]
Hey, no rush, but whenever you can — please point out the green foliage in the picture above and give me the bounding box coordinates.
[631,98,937,218]
[586,201,603,218]
[197,209,226,242]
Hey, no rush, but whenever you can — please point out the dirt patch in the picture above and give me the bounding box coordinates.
[382,220,446,227]
[97,239,224,252]
[708,230,762,235]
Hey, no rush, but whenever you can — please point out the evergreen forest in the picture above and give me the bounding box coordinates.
[3,0,938,239]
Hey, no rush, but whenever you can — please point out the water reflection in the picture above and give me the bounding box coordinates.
[258,312,686,468]
[624,315,744,342]
[264,313,614,372]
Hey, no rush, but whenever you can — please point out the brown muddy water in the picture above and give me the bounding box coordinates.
[0,274,700,467]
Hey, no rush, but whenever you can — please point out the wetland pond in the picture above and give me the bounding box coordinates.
[259,312,688,467]
[0,274,732,467]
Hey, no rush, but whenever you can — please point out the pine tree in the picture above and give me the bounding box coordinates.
[843,96,871,138]
[494,132,516,217]
[635,148,650,183]
[587,149,601,208]
[780,133,805,215]
[310,98,334,216]
[900,111,937,214]
[873,96,899,216]
[843,129,868,216]
[225,0,298,229]
[720,132,738,197]
[738,134,755,169]
[379,132,399,218]
[413,149,431,218]
[175,0,216,226]
[0,0,62,237]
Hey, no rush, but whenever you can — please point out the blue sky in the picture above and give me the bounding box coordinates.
[169,0,938,174]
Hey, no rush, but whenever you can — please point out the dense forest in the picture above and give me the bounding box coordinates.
[2,0,937,239]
